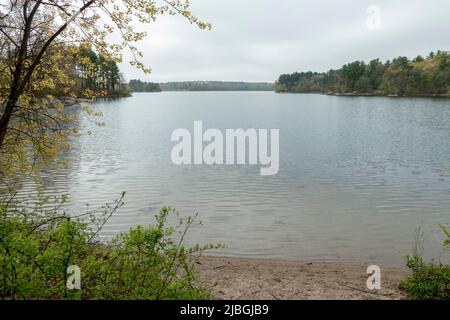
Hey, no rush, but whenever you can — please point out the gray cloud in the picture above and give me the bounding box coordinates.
[119,0,450,82]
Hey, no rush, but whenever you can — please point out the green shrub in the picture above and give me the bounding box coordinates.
[400,226,450,300]
[0,193,220,300]
[442,224,450,249]
[400,257,450,300]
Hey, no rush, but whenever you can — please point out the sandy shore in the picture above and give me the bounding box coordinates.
[194,256,408,300]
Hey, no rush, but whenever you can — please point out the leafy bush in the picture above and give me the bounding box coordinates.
[400,225,450,300]
[442,224,450,249]
[0,193,219,300]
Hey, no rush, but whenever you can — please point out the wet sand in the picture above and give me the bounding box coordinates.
[195,256,408,300]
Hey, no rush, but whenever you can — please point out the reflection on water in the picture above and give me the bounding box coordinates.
[13,92,450,266]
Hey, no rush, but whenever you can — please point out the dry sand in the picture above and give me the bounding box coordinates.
[194,256,408,300]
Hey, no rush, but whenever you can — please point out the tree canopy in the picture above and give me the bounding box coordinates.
[0,0,209,176]
[77,46,129,97]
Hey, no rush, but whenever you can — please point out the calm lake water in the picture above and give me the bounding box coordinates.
[19,92,450,266]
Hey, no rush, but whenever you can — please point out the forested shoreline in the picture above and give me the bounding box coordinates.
[1,45,130,102]
[128,80,162,92]
[75,47,130,98]
[276,51,450,97]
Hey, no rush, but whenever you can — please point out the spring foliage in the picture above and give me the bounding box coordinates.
[0,193,220,299]
[0,0,210,176]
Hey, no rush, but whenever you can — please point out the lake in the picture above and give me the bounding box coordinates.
[19,92,450,266]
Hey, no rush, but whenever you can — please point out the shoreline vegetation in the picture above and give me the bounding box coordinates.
[2,192,448,300]
[0,199,221,300]
[59,45,132,100]
[276,50,450,98]
[28,45,133,109]
[325,92,449,98]
[0,193,409,300]
[280,91,450,98]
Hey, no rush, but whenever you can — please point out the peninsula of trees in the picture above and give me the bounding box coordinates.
[76,47,130,98]
[276,51,450,97]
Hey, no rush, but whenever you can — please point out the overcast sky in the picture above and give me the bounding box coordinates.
[119,0,450,83]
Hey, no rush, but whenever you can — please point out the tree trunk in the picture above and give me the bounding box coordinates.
[0,98,17,149]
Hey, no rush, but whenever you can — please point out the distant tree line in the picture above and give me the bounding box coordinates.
[159,81,275,91]
[128,80,162,92]
[276,51,450,97]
